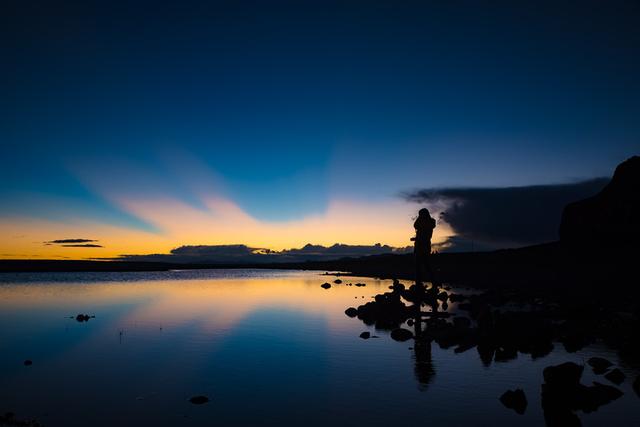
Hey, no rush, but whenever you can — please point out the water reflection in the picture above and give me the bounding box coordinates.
[0,270,638,427]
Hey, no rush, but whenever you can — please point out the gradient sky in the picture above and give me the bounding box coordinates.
[2,0,639,259]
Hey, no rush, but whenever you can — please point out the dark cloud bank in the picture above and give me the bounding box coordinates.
[405,178,609,251]
[117,243,411,264]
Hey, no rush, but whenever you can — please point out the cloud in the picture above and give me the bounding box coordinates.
[45,238,98,244]
[42,238,103,248]
[403,178,609,250]
[115,243,411,263]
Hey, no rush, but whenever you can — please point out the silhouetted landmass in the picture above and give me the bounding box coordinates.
[560,155,639,250]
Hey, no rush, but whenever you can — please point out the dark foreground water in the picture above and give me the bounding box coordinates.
[0,269,638,426]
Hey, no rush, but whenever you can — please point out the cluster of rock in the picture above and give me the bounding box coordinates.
[344,279,640,423]
[0,412,42,427]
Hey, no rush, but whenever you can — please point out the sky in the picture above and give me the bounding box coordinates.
[1,0,639,260]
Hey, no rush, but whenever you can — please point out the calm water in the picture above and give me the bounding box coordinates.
[0,269,638,426]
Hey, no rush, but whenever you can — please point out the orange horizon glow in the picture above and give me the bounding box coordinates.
[0,196,453,260]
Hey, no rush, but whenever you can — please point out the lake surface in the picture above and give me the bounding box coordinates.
[0,269,638,426]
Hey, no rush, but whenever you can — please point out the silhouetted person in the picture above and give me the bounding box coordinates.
[413,208,436,287]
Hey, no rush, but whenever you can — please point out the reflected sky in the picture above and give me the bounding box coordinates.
[1,270,639,426]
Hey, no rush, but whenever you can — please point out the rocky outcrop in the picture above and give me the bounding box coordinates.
[560,156,640,250]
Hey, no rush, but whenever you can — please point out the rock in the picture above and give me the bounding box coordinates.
[495,346,518,362]
[359,332,370,339]
[587,357,613,375]
[23,359,32,366]
[604,368,625,385]
[633,375,640,398]
[344,307,358,317]
[189,395,210,404]
[334,279,342,284]
[500,389,527,414]
[449,293,467,302]
[355,283,366,287]
[581,382,623,412]
[453,316,471,329]
[390,328,413,342]
[75,314,91,322]
[320,282,331,289]
[543,362,583,388]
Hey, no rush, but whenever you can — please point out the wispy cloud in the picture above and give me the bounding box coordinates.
[45,238,98,244]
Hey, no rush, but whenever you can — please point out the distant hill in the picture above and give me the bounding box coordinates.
[560,155,640,250]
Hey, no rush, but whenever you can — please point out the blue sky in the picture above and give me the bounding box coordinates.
[2,0,639,257]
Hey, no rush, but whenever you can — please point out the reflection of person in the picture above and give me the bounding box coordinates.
[411,307,434,388]
[413,208,436,286]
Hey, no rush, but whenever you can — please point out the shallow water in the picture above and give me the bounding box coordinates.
[0,269,638,426]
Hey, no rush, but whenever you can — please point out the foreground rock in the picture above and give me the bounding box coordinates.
[587,357,612,375]
[189,395,210,404]
[75,314,94,322]
[320,282,331,289]
[542,362,623,426]
[359,331,371,339]
[500,389,527,414]
[344,307,358,317]
[604,368,625,385]
[390,328,413,342]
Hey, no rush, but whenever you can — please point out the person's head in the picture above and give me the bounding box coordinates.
[418,208,431,218]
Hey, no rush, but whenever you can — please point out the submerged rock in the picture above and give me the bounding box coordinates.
[334,279,342,284]
[359,332,371,339]
[604,368,626,385]
[355,283,366,287]
[500,389,527,414]
[587,357,613,375]
[320,283,331,289]
[390,328,413,342]
[189,395,210,405]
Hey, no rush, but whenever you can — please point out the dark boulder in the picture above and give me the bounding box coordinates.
[189,395,210,404]
[355,283,366,287]
[604,368,625,385]
[359,331,371,339]
[587,357,613,375]
[543,362,584,388]
[344,307,358,318]
[75,314,91,322]
[500,389,527,414]
[320,282,331,289]
[334,279,342,284]
[453,316,471,329]
[580,382,623,412]
[495,346,518,362]
[390,328,414,342]
[23,359,32,366]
